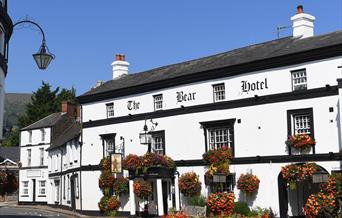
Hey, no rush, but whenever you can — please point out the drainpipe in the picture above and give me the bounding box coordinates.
[79,105,83,212]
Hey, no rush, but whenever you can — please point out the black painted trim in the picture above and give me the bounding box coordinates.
[18,201,47,205]
[20,166,48,170]
[175,152,342,166]
[48,165,100,177]
[21,143,50,148]
[337,79,342,88]
[0,53,7,74]
[83,86,338,129]
[78,44,342,104]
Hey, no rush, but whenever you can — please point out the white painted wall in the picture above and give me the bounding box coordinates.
[82,57,342,122]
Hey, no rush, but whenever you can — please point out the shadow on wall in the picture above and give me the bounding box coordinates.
[238,190,258,207]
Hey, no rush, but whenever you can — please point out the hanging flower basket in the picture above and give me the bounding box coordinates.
[133,179,152,200]
[304,176,338,217]
[99,156,111,171]
[202,146,233,176]
[207,191,235,217]
[98,196,121,216]
[99,171,115,195]
[113,177,129,196]
[123,153,176,176]
[237,173,260,194]
[281,163,317,190]
[285,134,315,152]
[178,172,202,198]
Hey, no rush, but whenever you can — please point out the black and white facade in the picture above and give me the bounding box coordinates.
[0,0,13,140]
[19,102,81,206]
[76,7,342,217]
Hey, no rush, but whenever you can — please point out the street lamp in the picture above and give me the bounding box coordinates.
[12,20,54,70]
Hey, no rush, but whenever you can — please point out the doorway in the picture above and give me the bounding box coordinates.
[32,179,36,202]
[70,176,76,210]
[162,181,168,215]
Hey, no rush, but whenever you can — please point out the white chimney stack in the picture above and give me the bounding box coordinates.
[111,54,129,79]
[291,5,315,38]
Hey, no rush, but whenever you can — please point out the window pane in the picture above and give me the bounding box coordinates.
[292,70,307,91]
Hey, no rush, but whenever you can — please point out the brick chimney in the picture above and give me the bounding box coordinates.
[291,5,315,38]
[111,54,129,80]
[61,101,75,118]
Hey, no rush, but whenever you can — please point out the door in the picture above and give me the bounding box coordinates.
[162,181,168,215]
[32,179,36,202]
[70,176,76,210]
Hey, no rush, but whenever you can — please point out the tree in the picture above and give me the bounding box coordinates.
[1,82,77,147]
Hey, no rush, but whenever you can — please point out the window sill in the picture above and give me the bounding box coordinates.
[21,195,29,197]
[37,195,46,197]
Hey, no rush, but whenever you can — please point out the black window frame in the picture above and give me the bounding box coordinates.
[212,83,226,102]
[287,108,315,155]
[200,119,236,156]
[106,103,114,118]
[100,133,116,158]
[149,130,166,155]
[291,68,307,91]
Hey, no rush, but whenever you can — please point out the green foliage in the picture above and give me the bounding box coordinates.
[1,128,19,147]
[186,195,206,207]
[2,82,77,147]
[233,202,250,216]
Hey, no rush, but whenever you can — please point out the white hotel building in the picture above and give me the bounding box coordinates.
[19,6,341,218]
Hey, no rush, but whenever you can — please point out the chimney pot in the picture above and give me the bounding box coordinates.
[111,53,129,79]
[297,5,303,14]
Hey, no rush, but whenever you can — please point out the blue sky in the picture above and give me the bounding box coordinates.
[6,0,342,95]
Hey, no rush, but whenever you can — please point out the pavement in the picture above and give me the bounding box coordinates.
[0,201,128,218]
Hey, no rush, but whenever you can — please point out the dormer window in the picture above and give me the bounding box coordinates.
[291,69,307,91]
[106,103,114,118]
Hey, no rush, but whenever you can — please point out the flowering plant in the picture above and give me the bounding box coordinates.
[237,173,260,194]
[141,152,176,170]
[98,196,109,213]
[108,196,121,210]
[133,179,152,200]
[99,171,115,189]
[203,146,233,175]
[113,177,129,196]
[122,154,142,172]
[99,157,111,171]
[285,134,315,152]
[162,211,189,218]
[304,176,338,217]
[207,191,235,217]
[178,172,202,197]
[281,163,317,189]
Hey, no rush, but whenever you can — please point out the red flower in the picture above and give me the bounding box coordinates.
[179,172,202,197]
[237,173,260,193]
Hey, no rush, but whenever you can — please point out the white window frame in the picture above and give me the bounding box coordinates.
[38,180,46,196]
[292,114,311,135]
[153,94,163,111]
[22,181,29,195]
[213,83,226,102]
[291,69,307,91]
[151,131,165,155]
[27,149,31,167]
[75,176,79,198]
[106,103,114,118]
[208,127,233,150]
[39,148,44,166]
[40,129,46,142]
[28,130,32,143]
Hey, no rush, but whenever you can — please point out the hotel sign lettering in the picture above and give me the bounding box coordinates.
[177,91,196,103]
[241,78,268,93]
[127,100,140,110]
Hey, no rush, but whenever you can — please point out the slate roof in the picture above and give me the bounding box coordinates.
[21,113,81,150]
[21,113,64,131]
[80,30,342,98]
[0,147,20,163]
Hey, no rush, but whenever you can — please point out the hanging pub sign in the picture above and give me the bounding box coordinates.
[176,91,196,103]
[127,100,140,110]
[241,78,269,93]
[111,153,122,173]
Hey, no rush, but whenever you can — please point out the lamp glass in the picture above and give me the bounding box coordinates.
[139,132,152,144]
[33,52,53,70]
